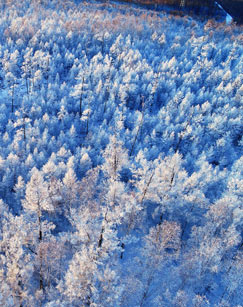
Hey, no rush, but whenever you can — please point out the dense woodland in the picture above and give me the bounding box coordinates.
[0,0,242,306]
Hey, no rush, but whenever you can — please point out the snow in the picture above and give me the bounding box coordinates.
[0,0,242,306]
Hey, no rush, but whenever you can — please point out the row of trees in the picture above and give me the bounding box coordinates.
[0,0,242,306]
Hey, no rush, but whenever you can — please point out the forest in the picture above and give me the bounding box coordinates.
[0,0,242,306]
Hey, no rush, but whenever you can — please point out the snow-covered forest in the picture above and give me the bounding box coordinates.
[0,0,242,306]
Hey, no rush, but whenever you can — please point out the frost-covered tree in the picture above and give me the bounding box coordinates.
[0,1,242,305]
[22,167,55,293]
[0,201,28,307]
[71,67,90,117]
[122,221,181,307]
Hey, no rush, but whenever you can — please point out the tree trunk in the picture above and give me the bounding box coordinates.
[98,227,104,248]
[140,273,153,307]
[11,84,14,113]
[130,97,144,156]
[79,95,82,117]
[38,215,42,241]
[25,77,29,96]
[23,117,26,142]
[38,210,43,291]
[120,242,125,259]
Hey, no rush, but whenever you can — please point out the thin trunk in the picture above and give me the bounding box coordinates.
[170,171,175,185]
[79,94,82,117]
[98,207,109,248]
[174,111,193,153]
[220,285,229,304]
[25,77,29,96]
[23,117,26,142]
[130,97,144,156]
[86,285,92,306]
[158,213,163,225]
[11,84,14,113]
[38,208,43,291]
[114,150,118,177]
[47,57,50,81]
[14,272,23,307]
[104,98,107,114]
[104,86,109,114]
[39,257,44,290]
[86,115,89,135]
[120,242,125,259]
[98,227,104,248]
[86,98,91,135]
[101,37,104,54]
[140,273,153,307]
[140,171,154,204]
[38,214,42,241]
[79,76,84,117]
[129,118,143,156]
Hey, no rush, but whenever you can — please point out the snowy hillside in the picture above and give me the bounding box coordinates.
[0,0,242,306]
